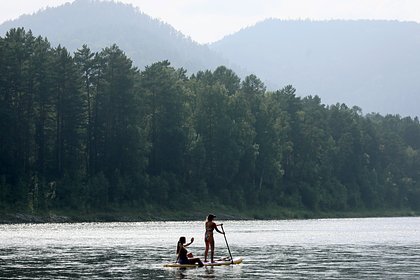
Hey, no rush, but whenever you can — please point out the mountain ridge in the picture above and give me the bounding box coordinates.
[0,0,229,73]
[211,18,420,117]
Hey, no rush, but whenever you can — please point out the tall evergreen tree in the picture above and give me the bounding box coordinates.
[74,44,95,176]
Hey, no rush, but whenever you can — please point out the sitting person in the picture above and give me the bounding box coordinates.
[176,236,204,266]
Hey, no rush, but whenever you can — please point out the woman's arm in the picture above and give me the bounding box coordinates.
[184,237,194,247]
[215,223,224,234]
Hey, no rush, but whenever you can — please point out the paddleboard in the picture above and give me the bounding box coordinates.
[164,257,243,268]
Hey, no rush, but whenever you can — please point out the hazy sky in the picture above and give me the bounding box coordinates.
[1,0,420,44]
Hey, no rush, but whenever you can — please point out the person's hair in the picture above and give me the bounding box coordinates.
[177,236,186,254]
[207,214,215,222]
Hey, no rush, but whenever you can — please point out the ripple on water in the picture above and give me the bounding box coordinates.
[1,217,420,279]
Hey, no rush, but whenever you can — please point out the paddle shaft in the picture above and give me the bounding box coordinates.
[220,224,233,264]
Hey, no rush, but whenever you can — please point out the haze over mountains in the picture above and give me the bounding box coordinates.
[211,19,420,117]
[0,0,228,73]
[1,0,419,117]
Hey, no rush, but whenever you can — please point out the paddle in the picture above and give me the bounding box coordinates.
[220,224,233,264]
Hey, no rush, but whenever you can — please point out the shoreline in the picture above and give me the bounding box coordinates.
[1,208,418,224]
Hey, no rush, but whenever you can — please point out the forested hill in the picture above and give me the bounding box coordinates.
[1,28,420,220]
[0,0,228,73]
[210,19,420,117]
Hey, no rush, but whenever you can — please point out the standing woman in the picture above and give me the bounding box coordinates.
[204,214,224,263]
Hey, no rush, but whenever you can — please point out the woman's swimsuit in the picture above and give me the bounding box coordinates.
[177,247,190,264]
[205,223,214,242]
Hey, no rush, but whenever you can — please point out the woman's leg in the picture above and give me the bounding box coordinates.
[189,257,204,267]
[210,239,215,263]
[204,240,209,262]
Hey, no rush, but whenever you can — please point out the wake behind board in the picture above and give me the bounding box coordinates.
[164,257,243,268]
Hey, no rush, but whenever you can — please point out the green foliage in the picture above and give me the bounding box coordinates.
[1,28,420,216]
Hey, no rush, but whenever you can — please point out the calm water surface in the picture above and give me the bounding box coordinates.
[1,217,420,279]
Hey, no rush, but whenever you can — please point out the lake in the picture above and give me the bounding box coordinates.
[1,217,420,279]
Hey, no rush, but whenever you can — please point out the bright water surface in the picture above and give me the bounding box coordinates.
[1,217,420,279]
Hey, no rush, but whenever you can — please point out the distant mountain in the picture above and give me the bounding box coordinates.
[0,0,228,73]
[211,19,420,117]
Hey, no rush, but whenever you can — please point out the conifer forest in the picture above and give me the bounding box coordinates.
[1,28,420,217]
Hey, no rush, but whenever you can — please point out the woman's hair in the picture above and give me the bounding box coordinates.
[177,236,186,254]
[207,214,215,222]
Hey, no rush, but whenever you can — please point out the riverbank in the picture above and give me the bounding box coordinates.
[0,212,240,224]
[0,208,251,224]
[1,207,418,224]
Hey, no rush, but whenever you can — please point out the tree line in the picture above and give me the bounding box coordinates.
[1,28,420,215]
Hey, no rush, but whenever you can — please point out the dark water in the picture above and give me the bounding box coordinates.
[1,217,420,279]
